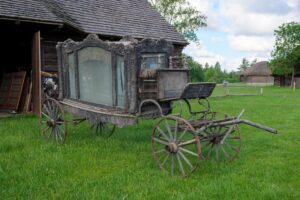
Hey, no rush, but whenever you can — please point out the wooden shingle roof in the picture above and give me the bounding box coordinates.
[0,0,63,24]
[241,61,272,76]
[0,0,188,45]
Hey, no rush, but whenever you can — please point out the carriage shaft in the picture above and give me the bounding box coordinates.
[211,119,277,134]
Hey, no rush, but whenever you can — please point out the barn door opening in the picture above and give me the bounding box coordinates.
[32,31,41,115]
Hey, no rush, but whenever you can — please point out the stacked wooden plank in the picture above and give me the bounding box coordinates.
[0,71,31,113]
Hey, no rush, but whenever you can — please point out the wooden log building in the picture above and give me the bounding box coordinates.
[240,61,274,85]
[0,0,188,115]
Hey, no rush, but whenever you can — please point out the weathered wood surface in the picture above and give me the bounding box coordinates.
[180,83,216,99]
[157,69,189,100]
[0,71,26,111]
[32,31,42,115]
[60,99,137,127]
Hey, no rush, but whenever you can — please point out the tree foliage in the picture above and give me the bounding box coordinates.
[270,22,300,80]
[149,0,207,42]
[250,58,257,66]
[238,58,250,72]
[184,55,239,83]
[184,55,204,82]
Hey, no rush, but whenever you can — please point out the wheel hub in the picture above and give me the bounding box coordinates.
[47,119,56,127]
[210,134,224,144]
[165,142,178,153]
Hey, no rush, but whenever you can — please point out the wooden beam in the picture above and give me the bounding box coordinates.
[32,31,42,116]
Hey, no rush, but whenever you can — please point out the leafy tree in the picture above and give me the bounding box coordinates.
[149,0,207,42]
[184,54,204,82]
[238,58,250,72]
[183,55,240,83]
[250,58,257,66]
[204,63,210,69]
[226,71,240,83]
[270,22,300,86]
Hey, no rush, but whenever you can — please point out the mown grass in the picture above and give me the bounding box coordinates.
[1,86,300,199]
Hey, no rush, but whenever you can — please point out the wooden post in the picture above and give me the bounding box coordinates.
[223,81,229,96]
[260,88,263,95]
[32,31,42,116]
[293,81,296,92]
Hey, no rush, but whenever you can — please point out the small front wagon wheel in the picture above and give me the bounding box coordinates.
[200,124,241,162]
[40,98,67,144]
[151,116,201,176]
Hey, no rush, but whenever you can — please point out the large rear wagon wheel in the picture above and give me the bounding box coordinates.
[40,98,67,144]
[151,116,201,177]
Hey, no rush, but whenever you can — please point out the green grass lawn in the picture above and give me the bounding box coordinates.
[1,86,300,199]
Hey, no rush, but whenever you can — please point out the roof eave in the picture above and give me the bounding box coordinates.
[0,16,63,26]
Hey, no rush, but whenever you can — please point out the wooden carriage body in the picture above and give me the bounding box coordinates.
[56,34,191,127]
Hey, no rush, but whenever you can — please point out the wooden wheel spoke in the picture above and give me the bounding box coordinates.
[202,141,211,150]
[220,145,230,158]
[54,126,59,143]
[46,101,54,117]
[57,124,64,134]
[43,104,52,118]
[171,155,175,176]
[224,142,239,153]
[174,120,178,140]
[156,126,170,141]
[165,120,173,140]
[179,147,199,157]
[153,137,169,145]
[216,144,219,161]
[220,126,229,134]
[178,151,193,170]
[178,139,197,147]
[155,148,166,154]
[55,121,65,124]
[161,154,170,166]
[176,154,186,176]
[42,112,51,121]
[178,127,188,140]
[207,144,214,159]
[56,112,63,120]
[56,126,64,142]
[204,129,212,136]
[47,128,54,139]
[42,126,51,135]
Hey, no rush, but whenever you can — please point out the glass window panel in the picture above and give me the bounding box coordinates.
[142,54,166,69]
[78,47,112,105]
[116,56,125,108]
[68,53,76,98]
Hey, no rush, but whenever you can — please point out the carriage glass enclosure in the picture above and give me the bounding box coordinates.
[57,34,191,121]
[58,35,126,110]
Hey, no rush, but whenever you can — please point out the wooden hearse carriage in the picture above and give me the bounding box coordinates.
[40,34,277,176]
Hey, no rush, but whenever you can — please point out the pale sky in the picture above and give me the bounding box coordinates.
[183,0,300,71]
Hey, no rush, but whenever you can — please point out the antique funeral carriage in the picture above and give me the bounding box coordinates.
[40,34,277,176]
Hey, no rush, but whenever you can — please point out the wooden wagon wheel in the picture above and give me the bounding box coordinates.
[91,122,116,137]
[199,112,241,162]
[151,115,201,176]
[40,98,67,144]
